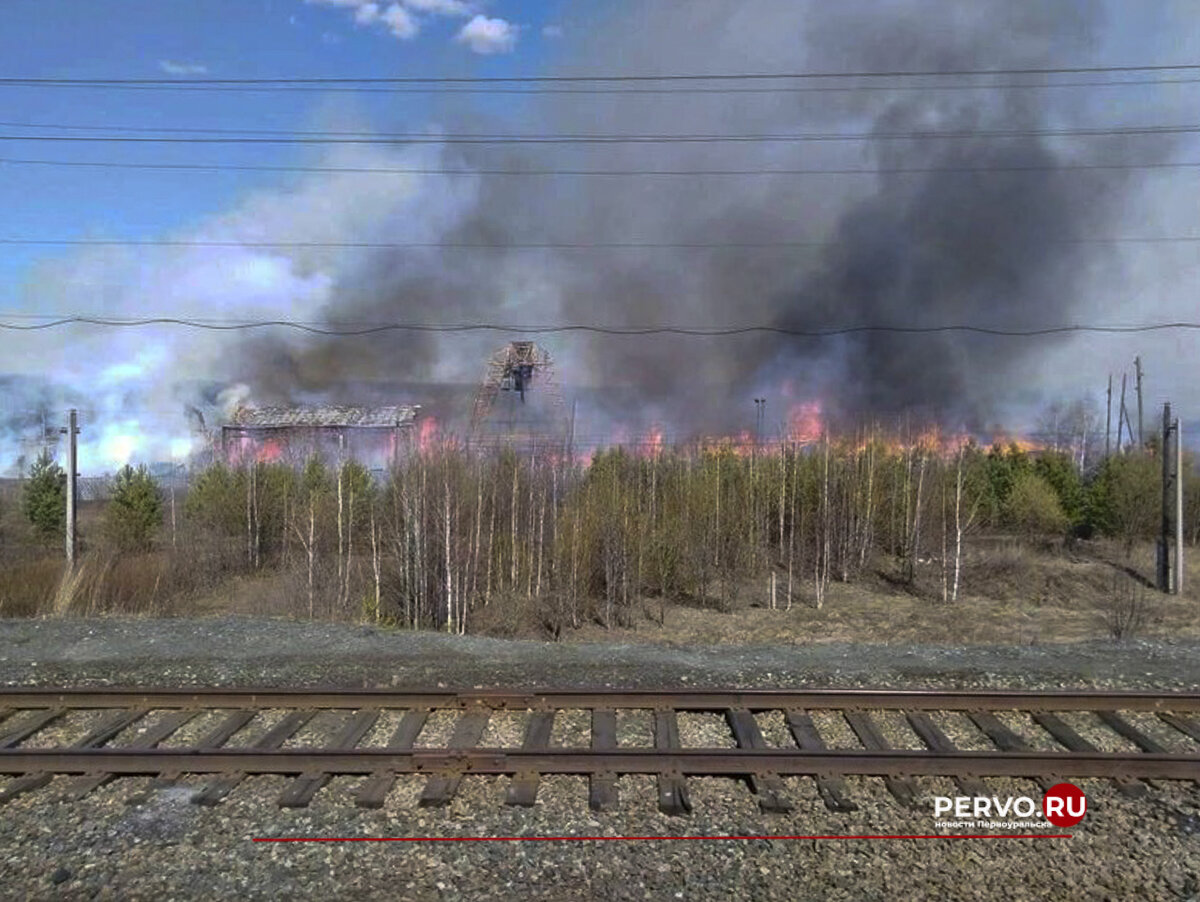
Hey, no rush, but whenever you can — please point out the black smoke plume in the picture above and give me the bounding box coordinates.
[230,0,1166,439]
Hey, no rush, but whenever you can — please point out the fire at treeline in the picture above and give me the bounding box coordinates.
[2,341,1197,632]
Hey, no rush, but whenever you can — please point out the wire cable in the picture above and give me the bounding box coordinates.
[5,121,1200,144]
[4,72,1200,95]
[4,237,1200,250]
[3,77,1200,95]
[6,63,1200,84]
[1,315,1198,338]
[3,157,1200,176]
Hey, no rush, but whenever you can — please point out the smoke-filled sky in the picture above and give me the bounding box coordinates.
[3,0,1200,472]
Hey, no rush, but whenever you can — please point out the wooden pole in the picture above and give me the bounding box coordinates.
[1105,374,1112,458]
[1135,356,1144,447]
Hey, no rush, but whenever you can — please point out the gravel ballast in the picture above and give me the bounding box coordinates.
[0,616,1198,901]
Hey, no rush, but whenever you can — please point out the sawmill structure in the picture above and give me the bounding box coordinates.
[221,404,420,469]
[469,341,571,452]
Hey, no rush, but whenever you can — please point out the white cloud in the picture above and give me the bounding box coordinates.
[456,15,518,54]
[354,2,380,24]
[405,0,473,15]
[381,3,418,38]
[308,0,443,40]
[542,24,562,38]
[158,60,208,75]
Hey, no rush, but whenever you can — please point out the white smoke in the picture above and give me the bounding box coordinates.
[3,142,481,474]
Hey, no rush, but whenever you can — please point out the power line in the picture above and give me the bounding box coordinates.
[1,315,1199,338]
[5,121,1200,144]
[1,71,1199,96]
[0,239,822,250]
[4,156,1200,176]
[5,236,1200,250]
[3,76,1200,96]
[5,63,1200,84]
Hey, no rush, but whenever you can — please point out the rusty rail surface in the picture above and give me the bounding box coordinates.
[0,688,1196,814]
[3,687,1200,711]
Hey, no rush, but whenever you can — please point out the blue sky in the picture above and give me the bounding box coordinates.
[0,0,572,297]
[0,0,586,470]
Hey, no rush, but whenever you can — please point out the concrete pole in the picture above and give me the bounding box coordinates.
[1104,374,1113,458]
[1105,374,1112,458]
[1119,373,1129,452]
[568,399,577,462]
[65,408,77,569]
[170,457,177,551]
[1176,418,1184,596]
[1159,403,1171,592]
[1135,356,1144,447]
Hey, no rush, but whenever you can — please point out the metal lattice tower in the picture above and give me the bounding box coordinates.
[469,341,570,450]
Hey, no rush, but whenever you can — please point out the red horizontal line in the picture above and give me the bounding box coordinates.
[253,834,1072,843]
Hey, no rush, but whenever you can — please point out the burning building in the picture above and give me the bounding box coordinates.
[221,404,420,470]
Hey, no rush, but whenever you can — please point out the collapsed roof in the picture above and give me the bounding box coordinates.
[226,405,420,429]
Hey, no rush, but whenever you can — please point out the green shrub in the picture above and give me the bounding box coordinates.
[22,451,66,542]
[1085,452,1159,555]
[184,464,245,535]
[982,443,1033,525]
[105,465,163,552]
[1033,451,1085,528]
[1004,472,1069,536]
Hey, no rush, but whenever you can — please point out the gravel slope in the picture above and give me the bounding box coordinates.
[0,616,1197,901]
[2,616,1200,690]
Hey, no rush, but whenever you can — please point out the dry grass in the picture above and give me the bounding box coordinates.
[564,538,1199,646]
[0,549,208,619]
[188,568,335,620]
[3,532,1197,647]
[0,557,62,617]
[1095,577,1155,641]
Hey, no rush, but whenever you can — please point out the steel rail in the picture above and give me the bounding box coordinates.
[2,688,1198,712]
[0,748,1196,780]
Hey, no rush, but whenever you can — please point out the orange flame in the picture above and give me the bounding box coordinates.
[985,433,1044,455]
[786,401,824,445]
[646,424,665,458]
[417,415,439,452]
[257,439,283,463]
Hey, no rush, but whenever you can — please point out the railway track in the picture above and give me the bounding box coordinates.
[0,688,1197,815]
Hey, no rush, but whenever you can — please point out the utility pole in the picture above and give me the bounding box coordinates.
[1158,403,1183,594]
[1159,404,1171,591]
[170,459,178,551]
[1135,356,1144,447]
[568,399,577,462]
[1106,374,1112,458]
[60,409,79,569]
[1176,416,1184,595]
[1113,369,1123,451]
